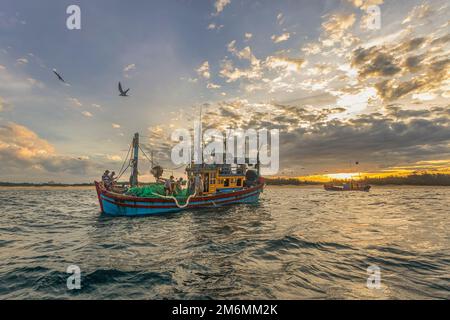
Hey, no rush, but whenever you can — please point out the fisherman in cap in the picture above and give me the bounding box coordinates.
[102,170,112,190]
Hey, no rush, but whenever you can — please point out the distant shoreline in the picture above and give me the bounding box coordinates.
[1,184,450,190]
[0,185,95,190]
[265,173,450,187]
[1,173,450,188]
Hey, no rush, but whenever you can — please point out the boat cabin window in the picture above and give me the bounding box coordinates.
[224,178,230,187]
[237,178,242,186]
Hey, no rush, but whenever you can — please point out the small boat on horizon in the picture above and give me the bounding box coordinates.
[95,133,265,216]
[324,181,371,192]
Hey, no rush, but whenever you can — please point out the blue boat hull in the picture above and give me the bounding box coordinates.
[95,182,263,216]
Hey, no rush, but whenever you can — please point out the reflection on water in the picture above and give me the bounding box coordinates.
[0,186,449,299]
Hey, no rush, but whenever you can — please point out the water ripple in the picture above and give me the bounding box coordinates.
[0,186,449,299]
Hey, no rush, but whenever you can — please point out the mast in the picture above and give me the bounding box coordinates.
[256,150,260,176]
[256,133,260,176]
[200,105,204,166]
[130,132,139,187]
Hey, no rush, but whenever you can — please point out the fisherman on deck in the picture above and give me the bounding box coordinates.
[162,176,175,196]
[109,171,116,189]
[102,170,111,190]
[194,174,203,196]
[174,177,183,194]
[188,176,195,195]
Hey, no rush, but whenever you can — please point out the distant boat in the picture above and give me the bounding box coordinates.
[95,133,265,216]
[324,182,371,192]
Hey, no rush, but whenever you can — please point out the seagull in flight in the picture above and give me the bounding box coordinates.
[53,69,66,83]
[118,82,130,97]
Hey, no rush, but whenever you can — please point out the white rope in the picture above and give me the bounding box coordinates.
[151,192,198,208]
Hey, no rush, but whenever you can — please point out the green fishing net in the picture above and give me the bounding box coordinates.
[126,183,191,199]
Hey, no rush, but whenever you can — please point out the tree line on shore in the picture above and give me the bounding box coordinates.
[265,173,450,186]
[2,173,450,187]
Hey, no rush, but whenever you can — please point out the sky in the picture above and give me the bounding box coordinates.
[0,0,449,183]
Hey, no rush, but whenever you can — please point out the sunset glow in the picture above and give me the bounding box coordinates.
[0,0,449,182]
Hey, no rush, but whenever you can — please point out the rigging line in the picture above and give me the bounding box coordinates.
[165,163,187,171]
[116,161,131,180]
[116,143,132,178]
[139,143,186,171]
[116,163,131,180]
[138,144,155,166]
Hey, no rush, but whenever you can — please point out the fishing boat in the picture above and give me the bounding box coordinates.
[324,181,371,192]
[95,133,265,216]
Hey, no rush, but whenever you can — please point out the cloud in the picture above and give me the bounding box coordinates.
[227,40,260,66]
[207,83,221,89]
[81,111,93,117]
[280,114,450,174]
[67,97,82,107]
[277,13,284,25]
[265,56,305,73]
[402,3,432,25]
[271,32,290,43]
[15,58,28,65]
[373,53,449,102]
[107,155,122,162]
[214,0,231,14]
[219,41,267,83]
[219,58,262,83]
[0,96,12,112]
[348,0,384,10]
[123,63,136,72]
[112,123,121,129]
[412,93,437,101]
[123,63,136,78]
[219,40,308,93]
[335,87,378,114]
[26,77,45,89]
[0,122,121,181]
[321,14,355,47]
[0,122,55,161]
[149,99,450,175]
[347,25,450,103]
[91,103,102,108]
[301,42,322,55]
[196,61,210,79]
[0,12,26,29]
[352,48,401,78]
[207,23,224,31]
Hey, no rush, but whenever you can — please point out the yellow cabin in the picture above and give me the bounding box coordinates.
[186,164,248,195]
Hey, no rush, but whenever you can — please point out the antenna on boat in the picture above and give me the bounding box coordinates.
[256,140,261,177]
[130,132,139,187]
[224,125,232,164]
[200,104,205,166]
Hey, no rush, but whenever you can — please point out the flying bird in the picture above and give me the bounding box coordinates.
[118,82,130,97]
[53,69,66,83]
